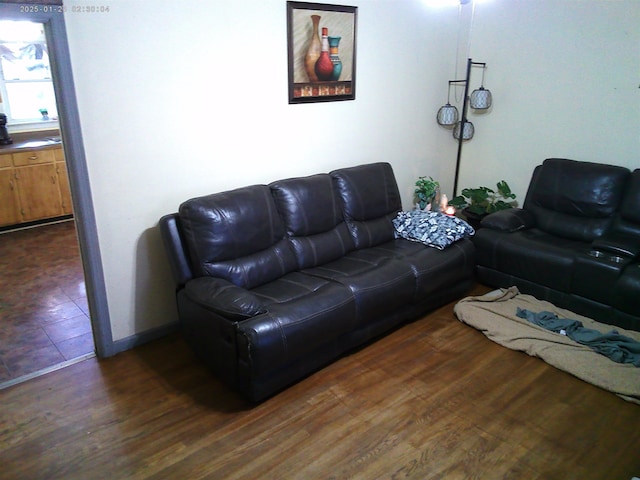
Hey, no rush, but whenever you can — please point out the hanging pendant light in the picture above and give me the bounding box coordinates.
[453,120,474,140]
[470,66,492,109]
[436,82,459,126]
[437,103,458,126]
[470,86,492,109]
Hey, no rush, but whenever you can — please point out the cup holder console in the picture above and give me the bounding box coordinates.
[588,250,630,264]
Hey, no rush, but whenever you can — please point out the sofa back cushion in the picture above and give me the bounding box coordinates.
[620,168,640,228]
[617,169,640,230]
[523,158,630,242]
[331,162,402,249]
[270,174,355,269]
[179,185,297,289]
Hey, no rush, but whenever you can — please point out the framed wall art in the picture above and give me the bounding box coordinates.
[287,2,357,104]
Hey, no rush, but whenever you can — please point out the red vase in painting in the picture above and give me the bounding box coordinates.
[315,27,334,81]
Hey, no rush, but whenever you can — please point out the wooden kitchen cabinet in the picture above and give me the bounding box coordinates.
[0,153,12,168]
[55,154,73,215]
[0,145,71,227]
[14,163,63,221]
[0,168,21,226]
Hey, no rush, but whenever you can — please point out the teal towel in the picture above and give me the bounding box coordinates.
[516,308,640,367]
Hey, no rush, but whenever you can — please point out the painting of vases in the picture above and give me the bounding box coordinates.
[287,2,357,103]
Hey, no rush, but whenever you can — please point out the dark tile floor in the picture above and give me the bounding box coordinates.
[0,220,94,384]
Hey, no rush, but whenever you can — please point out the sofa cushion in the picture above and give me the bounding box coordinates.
[238,272,356,377]
[179,185,297,289]
[611,169,640,240]
[392,210,475,250]
[270,174,355,269]
[331,162,402,249]
[303,249,415,323]
[524,158,629,242]
[620,170,640,223]
[474,228,587,293]
[614,265,640,319]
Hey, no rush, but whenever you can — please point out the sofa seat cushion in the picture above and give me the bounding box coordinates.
[237,272,356,377]
[352,238,475,300]
[474,228,589,293]
[303,251,415,323]
[179,185,298,289]
[391,238,475,299]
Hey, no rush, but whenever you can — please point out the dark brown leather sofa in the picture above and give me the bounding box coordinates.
[474,158,640,332]
[160,162,475,402]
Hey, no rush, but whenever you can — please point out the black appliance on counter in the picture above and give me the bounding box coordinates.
[0,114,13,145]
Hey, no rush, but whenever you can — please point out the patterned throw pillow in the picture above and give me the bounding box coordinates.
[393,210,475,250]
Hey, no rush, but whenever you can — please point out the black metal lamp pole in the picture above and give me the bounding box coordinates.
[452,58,487,197]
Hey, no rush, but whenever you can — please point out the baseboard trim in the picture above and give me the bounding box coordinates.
[110,321,180,356]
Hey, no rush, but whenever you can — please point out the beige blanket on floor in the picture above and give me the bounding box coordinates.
[454,287,640,404]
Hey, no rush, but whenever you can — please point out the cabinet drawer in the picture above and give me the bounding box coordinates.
[12,149,55,166]
[0,153,12,168]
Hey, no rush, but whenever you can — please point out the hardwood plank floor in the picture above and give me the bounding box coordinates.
[0,220,94,383]
[1,284,639,479]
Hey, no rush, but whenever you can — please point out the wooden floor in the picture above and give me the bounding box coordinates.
[1,285,639,480]
[0,220,93,383]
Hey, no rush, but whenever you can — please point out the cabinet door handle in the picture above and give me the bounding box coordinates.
[29,155,39,161]
[51,176,56,184]
[9,179,14,190]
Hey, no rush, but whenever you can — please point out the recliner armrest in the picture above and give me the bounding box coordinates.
[480,208,536,232]
[591,232,640,259]
[184,277,267,320]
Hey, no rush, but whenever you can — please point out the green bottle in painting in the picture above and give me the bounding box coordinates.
[328,36,342,81]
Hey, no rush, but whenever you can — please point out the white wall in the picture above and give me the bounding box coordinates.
[457,0,640,199]
[64,0,459,341]
[63,0,639,343]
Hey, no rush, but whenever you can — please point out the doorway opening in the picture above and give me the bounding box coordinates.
[0,20,94,387]
[0,3,112,387]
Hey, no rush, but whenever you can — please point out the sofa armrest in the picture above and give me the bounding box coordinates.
[184,277,267,320]
[481,208,536,232]
[591,232,640,259]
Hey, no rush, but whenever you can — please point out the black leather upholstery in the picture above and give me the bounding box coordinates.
[160,162,476,402]
[270,174,355,269]
[524,158,629,241]
[331,162,402,249]
[475,159,639,332]
[179,185,298,289]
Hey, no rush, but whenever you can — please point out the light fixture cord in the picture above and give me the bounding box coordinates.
[454,0,477,103]
[467,0,476,60]
[454,2,462,81]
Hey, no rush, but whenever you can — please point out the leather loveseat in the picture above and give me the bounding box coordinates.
[160,162,475,402]
[473,158,640,333]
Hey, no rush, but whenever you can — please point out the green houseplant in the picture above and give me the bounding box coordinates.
[450,181,517,228]
[414,176,440,210]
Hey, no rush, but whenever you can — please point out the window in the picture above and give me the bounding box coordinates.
[0,20,58,131]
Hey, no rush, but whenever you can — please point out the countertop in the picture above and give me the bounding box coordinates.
[0,130,62,154]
